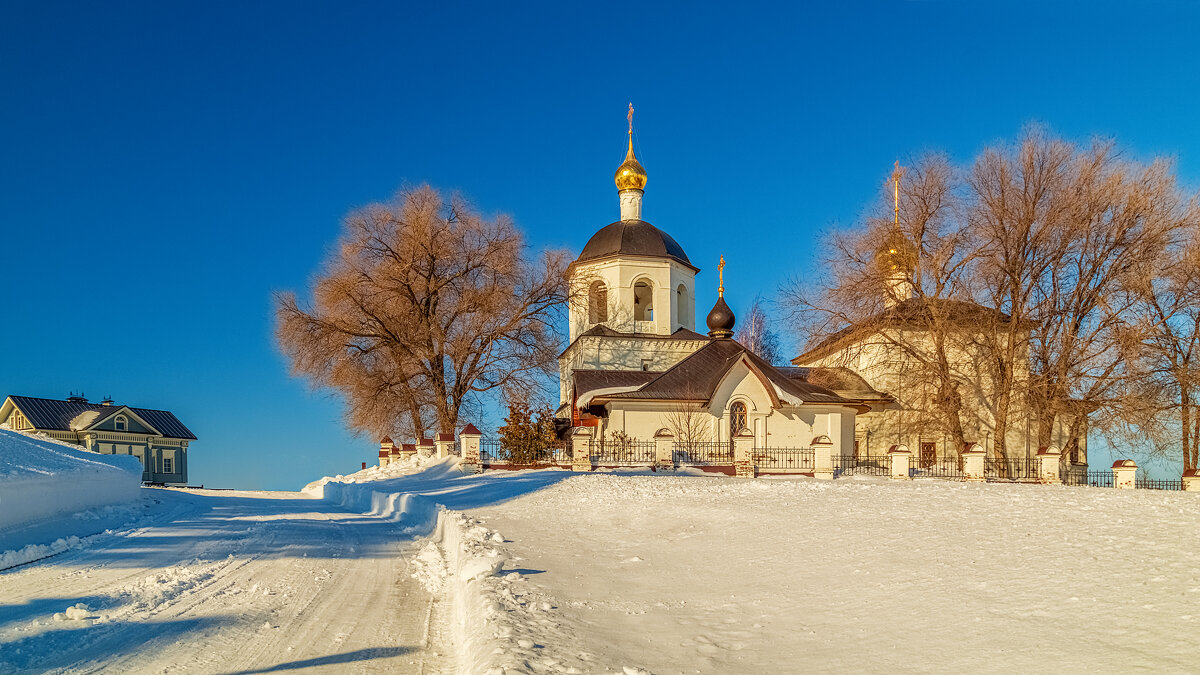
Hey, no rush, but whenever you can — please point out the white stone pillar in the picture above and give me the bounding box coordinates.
[733,430,755,478]
[379,438,394,467]
[962,443,985,482]
[1037,446,1062,485]
[1112,459,1138,489]
[619,189,643,221]
[435,433,454,459]
[572,427,594,473]
[813,435,834,480]
[654,430,675,471]
[888,444,912,480]
[459,425,482,474]
[1182,469,1199,492]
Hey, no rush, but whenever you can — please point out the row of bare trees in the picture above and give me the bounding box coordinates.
[275,185,570,441]
[785,128,1200,471]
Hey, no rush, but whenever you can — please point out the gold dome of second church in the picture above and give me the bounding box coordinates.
[614,103,647,191]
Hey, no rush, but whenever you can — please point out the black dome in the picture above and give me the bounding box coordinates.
[706,296,735,338]
[576,220,695,269]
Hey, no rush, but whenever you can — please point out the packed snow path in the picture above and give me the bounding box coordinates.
[0,488,448,674]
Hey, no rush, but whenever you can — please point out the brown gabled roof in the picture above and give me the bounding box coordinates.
[793,298,1020,365]
[600,339,849,406]
[559,324,709,358]
[573,369,662,400]
[776,366,893,402]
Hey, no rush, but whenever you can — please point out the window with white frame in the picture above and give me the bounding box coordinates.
[11,411,29,430]
[115,415,127,431]
[163,456,173,473]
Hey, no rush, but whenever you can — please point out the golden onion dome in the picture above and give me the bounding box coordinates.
[614,135,647,191]
[875,227,918,273]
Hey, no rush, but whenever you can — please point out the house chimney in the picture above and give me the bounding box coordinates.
[101,396,113,406]
[67,392,88,404]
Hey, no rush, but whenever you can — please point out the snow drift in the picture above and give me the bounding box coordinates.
[0,427,142,531]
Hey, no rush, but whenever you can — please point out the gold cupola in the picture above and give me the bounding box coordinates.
[614,136,647,191]
[614,102,647,191]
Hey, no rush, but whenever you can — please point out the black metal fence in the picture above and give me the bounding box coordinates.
[1062,469,1114,488]
[674,441,734,466]
[590,439,656,465]
[754,447,814,470]
[1137,476,1183,490]
[479,438,570,465]
[985,457,1042,482]
[909,455,965,480]
[833,453,891,477]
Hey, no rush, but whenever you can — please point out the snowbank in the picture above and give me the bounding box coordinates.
[0,428,142,531]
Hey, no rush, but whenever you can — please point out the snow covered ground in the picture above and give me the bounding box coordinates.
[0,427,142,532]
[5,452,1198,673]
[0,486,450,673]
[451,473,1200,673]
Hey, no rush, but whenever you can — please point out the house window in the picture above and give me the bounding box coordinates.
[730,401,747,436]
[163,457,173,474]
[115,415,127,431]
[633,280,654,321]
[11,411,29,430]
[588,281,608,323]
[676,284,688,326]
[641,359,651,372]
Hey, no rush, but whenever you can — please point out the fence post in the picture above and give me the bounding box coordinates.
[378,437,392,468]
[459,425,482,474]
[734,429,756,478]
[435,433,454,459]
[1183,469,1200,492]
[571,427,594,473]
[1112,459,1137,489]
[1037,446,1062,485]
[962,443,985,482]
[812,435,834,480]
[418,437,435,458]
[888,444,911,480]
[654,429,674,471]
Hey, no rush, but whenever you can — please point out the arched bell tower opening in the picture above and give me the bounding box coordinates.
[588,280,608,324]
[633,280,654,322]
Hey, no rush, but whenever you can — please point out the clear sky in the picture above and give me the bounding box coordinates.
[3,2,1198,489]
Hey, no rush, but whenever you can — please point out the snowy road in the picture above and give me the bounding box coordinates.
[0,488,448,674]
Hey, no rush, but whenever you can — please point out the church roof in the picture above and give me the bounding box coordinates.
[4,395,197,439]
[559,324,709,358]
[574,220,697,271]
[597,339,850,406]
[792,297,1019,364]
[572,369,663,404]
[776,366,892,402]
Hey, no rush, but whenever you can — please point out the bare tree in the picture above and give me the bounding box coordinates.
[737,295,782,364]
[275,185,571,438]
[664,389,713,455]
[1121,223,1200,472]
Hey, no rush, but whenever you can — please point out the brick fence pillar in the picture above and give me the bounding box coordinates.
[572,427,594,473]
[1112,459,1137,489]
[1037,445,1062,485]
[813,435,834,480]
[379,437,394,467]
[734,429,755,478]
[654,429,675,471]
[435,433,454,459]
[962,443,985,482]
[1183,469,1200,492]
[888,444,911,480]
[459,425,482,474]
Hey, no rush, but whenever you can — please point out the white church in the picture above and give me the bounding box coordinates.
[555,114,890,457]
[553,110,1089,474]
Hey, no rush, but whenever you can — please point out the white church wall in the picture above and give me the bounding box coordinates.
[557,336,708,406]
[568,257,697,341]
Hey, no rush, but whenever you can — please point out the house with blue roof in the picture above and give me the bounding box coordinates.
[0,394,196,485]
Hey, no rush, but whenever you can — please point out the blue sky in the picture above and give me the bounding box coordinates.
[3,2,1198,489]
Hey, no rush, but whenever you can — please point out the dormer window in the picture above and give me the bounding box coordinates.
[115,415,128,432]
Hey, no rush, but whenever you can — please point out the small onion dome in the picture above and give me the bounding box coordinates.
[706,296,736,338]
[875,227,917,274]
[614,136,647,191]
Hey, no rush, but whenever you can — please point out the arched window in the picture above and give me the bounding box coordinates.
[115,415,128,432]
[633,280,654,321]
[588,281,608,323]
[676,284,688,326]
[730,401,747,436]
